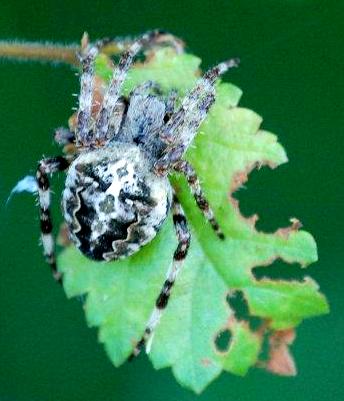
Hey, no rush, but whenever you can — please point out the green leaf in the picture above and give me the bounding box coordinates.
[59,48,329,393]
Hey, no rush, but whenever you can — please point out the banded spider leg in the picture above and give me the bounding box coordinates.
[36,156,70,283]
[129,191,191,359]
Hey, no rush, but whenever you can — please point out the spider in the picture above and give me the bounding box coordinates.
[35,30,239,358]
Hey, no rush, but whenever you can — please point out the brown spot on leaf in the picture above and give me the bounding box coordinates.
[201,358,212,367]
[230,169,249,194]
[266,329,297,376]
[276,218,303,239]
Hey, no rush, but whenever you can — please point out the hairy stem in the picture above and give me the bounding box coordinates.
[0,38,134,66]
[0,40,81,65]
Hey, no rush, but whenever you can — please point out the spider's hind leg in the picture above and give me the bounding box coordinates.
[36,156,70,283]
[174,160,225,239]
[129,191,191,360]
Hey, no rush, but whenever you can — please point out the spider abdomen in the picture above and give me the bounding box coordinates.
[62,144,172,261]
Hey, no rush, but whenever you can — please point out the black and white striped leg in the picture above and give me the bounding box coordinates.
[129,192,191,360]
[36,156,70,283]
[174,160,225,240]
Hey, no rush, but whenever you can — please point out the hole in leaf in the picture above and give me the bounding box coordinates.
[215,329,232,353]
[253,260,305,281]
[227,290,264,331]
[234,167,291,234]
[227,290,249,320]
[258,329,272,364]
[248,316,264,331]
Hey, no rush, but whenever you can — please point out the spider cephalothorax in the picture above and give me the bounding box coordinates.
[35,30,238,358]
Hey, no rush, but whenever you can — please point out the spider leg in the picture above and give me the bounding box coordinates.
[75,31,183,148]
[95,30,179,144]
[94,31,184,57]
[129,191,191,360]
[174,160,224,239]
[154,91,215,175]
[104,96,128,142]
[36,156,70,283]
[154,59,239,174]
[76,44,99,147]
[164,89,178,122]
[162,58,239,142]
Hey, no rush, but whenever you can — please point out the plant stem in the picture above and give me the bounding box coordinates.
[0,33,184,67]
[0,40,81,65]
[0,37,132,67]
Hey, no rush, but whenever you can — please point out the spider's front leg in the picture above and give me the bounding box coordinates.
[76,30,184,149]
[155,59,239,172]
[159,58,239,147]
[36,156,70,283]
[94,30,184,58]
[129,191,191,360]
[153,60,239,239]
[94,30,181,145]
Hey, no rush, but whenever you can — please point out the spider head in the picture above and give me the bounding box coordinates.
[62,144,172,261]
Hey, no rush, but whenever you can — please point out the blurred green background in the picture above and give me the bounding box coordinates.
[0,0,343,400]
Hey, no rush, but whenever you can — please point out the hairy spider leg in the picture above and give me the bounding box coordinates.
[129,192,191,360]
[153,61,238,239]
[165,89,178,119]
[155,91,216,173]
[36,156,70,283]
[76,45,99,147]
[154,95,224,239]
[174,160,225,239]
[159,58,239,146]
[95,30,182,144]
[93,30,184,59]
